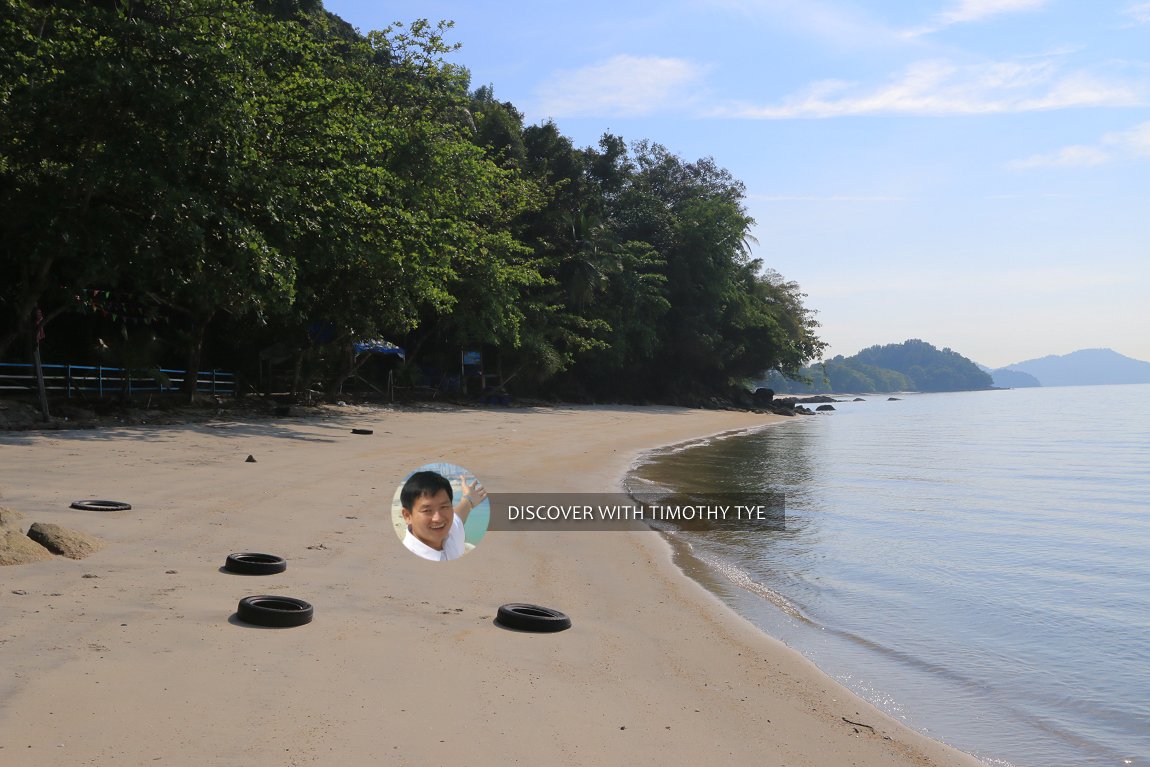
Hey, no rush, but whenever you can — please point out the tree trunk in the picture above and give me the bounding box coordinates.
[25,314,50,421]
[325,339,356,400]
[181,310,215,403]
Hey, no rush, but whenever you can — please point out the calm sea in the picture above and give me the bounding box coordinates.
[628,384,1150,767]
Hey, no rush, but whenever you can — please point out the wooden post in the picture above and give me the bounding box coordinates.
[31,308,49,421]
[32,345,49,421]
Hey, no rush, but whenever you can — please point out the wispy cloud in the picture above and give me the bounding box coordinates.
[715,59,1144,118]
[749,194,909,202]
[1008,146,1111,169]
[907,0,1048,36]
[534,55,708,118]
[700,0,911,50]
[1123,2,1150,24]
[939,0,1047,24]
[1008,121,1150,168]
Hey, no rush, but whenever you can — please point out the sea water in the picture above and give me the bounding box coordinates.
[628,384,1150,767]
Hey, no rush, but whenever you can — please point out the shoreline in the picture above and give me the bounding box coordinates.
[0,404,983,765]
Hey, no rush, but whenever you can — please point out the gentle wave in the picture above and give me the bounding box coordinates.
[629,384,1150,767]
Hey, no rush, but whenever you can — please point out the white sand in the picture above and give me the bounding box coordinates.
[0,405,984,766]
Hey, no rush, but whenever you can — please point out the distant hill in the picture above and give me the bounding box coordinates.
[989,368,1041,388]
[766,339,992,394]
[1002,348,1150,387]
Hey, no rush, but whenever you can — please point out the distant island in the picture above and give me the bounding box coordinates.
[763,339,991,394]
[988,349,1150,388]
[766,344,1150,394]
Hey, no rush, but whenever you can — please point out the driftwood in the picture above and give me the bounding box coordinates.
[842,717,876,733]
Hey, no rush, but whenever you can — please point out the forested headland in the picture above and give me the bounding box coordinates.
[764,339,993,394]
[0,0,826,405]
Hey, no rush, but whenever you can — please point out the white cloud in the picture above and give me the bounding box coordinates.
[715,59,1144,118]
[700,0,911,50]
[1008,146,1111,169]
[906,0,1048,36]
[1008,121,1150,169]
[1123,2,1150,24]
[939,0,1047,24]
[1114,121,1150,154]
[534,55,708,118]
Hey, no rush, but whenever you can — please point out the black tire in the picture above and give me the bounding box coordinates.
[70,499,132,511]
[224,552,287,575]
[236,595,313,627]
[351,428,374,435]
[495,603,572,633]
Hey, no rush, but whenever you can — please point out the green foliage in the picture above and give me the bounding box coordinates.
[768,339,990,393]
[0,2,826,403]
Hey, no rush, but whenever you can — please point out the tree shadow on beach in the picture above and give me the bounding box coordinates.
[0,416,358,446]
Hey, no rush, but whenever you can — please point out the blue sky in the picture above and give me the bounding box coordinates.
[323,1,1150,368]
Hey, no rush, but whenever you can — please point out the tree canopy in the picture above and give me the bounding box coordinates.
[1,0,825,403]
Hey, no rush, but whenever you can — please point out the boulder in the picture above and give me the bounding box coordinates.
[888,397,902,401]
[0,506,28,530]
[26,522,104,560]
[752,387,775,405]
[853,398,866,402]
[816,404,835,411]
[0,529,54,566]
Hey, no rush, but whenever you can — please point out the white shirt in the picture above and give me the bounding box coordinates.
[403,514,467,561]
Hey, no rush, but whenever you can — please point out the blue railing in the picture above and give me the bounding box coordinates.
[0,362,235,397]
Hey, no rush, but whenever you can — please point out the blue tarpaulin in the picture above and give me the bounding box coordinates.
[353,339,405,358]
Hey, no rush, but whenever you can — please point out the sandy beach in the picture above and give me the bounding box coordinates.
[0,404,984,766]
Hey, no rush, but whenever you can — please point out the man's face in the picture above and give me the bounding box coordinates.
[402,488,454,550]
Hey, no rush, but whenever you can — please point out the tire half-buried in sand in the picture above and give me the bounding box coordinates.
[495,603,572,632]
[224,552,287,575]
[236,595,313,627]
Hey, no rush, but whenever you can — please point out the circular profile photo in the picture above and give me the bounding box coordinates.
[392,462,489,562]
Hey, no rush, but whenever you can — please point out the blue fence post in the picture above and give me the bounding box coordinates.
[211,370,217,395]
[66,365,72,398]
[98,366,103,397]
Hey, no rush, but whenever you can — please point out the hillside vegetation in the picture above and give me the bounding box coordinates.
[765,339,992,394]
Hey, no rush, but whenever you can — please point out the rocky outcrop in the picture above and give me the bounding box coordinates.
[0,529,54,566]
[816,404,835,411]
[751,388,775,406]
[0,506,28,529]
[26,522,104,560]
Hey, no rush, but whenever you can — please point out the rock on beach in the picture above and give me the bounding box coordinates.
[0,529,54,566]
[0,505,29,529]
[26,522,104,560]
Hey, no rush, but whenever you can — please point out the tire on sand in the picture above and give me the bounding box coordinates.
[224,552,287,575]
[70,499,132,511]
[236,595,313,627]
[495,603,571,633]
